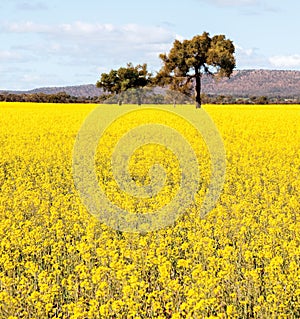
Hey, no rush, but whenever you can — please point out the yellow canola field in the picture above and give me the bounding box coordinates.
[0,102,300,319]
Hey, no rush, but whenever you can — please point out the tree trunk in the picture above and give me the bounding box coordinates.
[195,71,201,108]
[137,93,142,106]
[136,88,142,105]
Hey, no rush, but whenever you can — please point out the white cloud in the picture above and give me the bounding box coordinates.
[2,21,173,43]
[21,74,43,83]
[0,50,21,60]
[1,22,176,68]
[235,45,254,57]
[175,34,185,41]
[58,22,117,35]
[3,21,51,33]
[235,44,271,69]
[269,55,300,68]
[235,46,300,70]
[0,21,178,89]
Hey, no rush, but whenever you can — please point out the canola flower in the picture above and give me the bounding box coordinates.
[0,102,299,318]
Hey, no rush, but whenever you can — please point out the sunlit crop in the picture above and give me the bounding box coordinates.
[0,102,299,319]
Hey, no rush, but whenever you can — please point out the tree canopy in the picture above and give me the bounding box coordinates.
[155,32,236,108]
[96,63,152,105]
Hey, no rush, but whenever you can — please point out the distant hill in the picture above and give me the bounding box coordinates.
[2,84,104,97]
[202,69,300,97]
[24,84,103,97]
[2,70,300,98]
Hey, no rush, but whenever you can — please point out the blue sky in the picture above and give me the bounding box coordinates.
[1,0,300,90]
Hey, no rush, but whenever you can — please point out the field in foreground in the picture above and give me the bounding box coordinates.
[0,102,300,319]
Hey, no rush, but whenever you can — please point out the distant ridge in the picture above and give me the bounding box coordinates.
[2,70,300,98]
[202,69,300,97]
[2,84,103,97]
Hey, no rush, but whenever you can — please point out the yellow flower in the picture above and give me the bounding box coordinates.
[0,103,299,318]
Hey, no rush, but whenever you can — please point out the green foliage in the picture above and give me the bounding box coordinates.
[155,32,236,107]
[96,63,152,103]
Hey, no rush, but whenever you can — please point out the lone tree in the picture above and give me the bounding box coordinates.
[155,32,235,108]
[96,63,152,105]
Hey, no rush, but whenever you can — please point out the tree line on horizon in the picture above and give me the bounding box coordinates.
[1,90,299,105]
